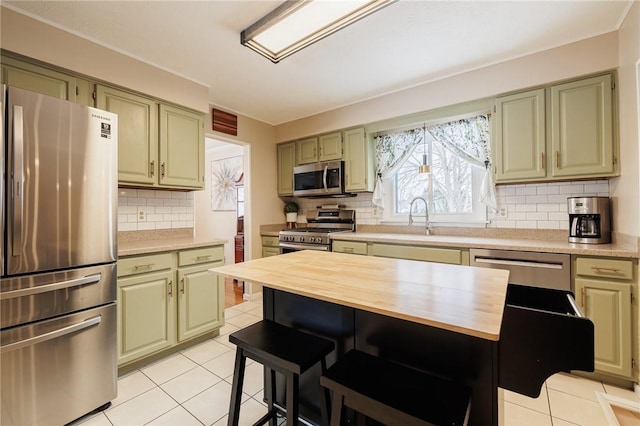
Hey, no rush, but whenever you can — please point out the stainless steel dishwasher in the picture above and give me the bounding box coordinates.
[469,249,571,291]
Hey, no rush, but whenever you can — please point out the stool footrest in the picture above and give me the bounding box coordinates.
[321,350,471,426]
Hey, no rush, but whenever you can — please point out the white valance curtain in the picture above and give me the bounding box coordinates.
[426,115,497,212]
[371,127,423,209]
[372,114,497,212]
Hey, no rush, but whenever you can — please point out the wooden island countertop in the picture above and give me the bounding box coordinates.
[211,250,510,341]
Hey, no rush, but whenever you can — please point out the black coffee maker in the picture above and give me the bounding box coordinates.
[567,197,611,244]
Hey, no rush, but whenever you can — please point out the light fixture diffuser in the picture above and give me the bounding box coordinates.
[241,0,397,63]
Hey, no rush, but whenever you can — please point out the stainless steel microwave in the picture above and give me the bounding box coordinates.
[293,161,345,197]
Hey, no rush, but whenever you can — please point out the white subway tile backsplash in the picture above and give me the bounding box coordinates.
[488,180,609,231]
[117,189,194,232]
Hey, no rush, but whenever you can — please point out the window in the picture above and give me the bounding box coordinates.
[375,114,492,225]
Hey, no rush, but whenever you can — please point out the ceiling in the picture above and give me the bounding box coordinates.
[4,1,634,125]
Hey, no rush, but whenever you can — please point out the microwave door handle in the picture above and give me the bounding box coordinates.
[323,165,328,192]
[12,105,24,256]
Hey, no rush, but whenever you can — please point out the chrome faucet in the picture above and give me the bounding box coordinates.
[408,196,431,235]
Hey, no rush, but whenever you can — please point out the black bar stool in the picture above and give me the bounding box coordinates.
[228,320,335,426]
[320,350,471,426]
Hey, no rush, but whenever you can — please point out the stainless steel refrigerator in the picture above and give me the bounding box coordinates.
[0,85,118,426]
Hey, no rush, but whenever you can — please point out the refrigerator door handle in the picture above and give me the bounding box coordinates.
[0,273,102,300]
[0,315,102,354]
[12,104,24,256]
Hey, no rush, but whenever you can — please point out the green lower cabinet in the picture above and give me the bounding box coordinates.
[262,247,280,257]
[117,270,176,365]
[371,243,469,265]
[575,277,632,378]
[177,262,225,342]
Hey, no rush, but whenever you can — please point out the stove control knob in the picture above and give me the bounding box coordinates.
[309,237,316,243]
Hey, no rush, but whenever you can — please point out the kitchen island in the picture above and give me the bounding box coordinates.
[213,250,511,425]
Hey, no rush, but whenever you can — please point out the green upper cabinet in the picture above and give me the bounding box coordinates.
[494,89,546,182]
[277,142,296,196]
[97,85,204,189]
[318,132,343,162]
[550,74,614,178]
[96,84,159,186]
[343,128,374,192]
[159,104,205,189]
[494,73,617,183]
[1,56,77,102]
[296,137,319,165]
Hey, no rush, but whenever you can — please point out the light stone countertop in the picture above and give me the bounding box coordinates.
[118,229,227,257]
[331,232,639,258]
[260,224,639,258]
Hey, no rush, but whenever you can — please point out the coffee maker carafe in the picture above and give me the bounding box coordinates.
[567,197,611,244]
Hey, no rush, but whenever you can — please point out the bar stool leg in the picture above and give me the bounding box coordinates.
[319,358,330,426]
[285,372,299,426]
[266,368,277,426]
[329,392,343,426]
[228,348,247,426]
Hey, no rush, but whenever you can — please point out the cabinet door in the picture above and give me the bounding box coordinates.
[118,270,175,365]
[296,137,318,165]
[318,132,343,162]
[343,128,373,192]
[1,57,77,102]
[551,75,614,177]
[575,278,632,378]
[159,104,205,189]
[177,263,224,341]
[96,85,158,186]
[277,142,296,196]
[494,89,546,181]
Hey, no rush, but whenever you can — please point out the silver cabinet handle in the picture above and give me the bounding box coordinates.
[161,162,166,178]
[196,255,212,261]
[0,315,102,353]
[150,160,155,177]
[0,273,102,300]
[590,266,621,274]
[133,263,155,271]
[168,280,173,297]
[12,105,24,256]
[180,278,185,294]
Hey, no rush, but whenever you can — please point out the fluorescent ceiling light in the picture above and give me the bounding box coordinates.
[241,0,397,63]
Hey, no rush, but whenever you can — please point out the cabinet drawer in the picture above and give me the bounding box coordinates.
[118,253,173,277]
[575,257,634,281]
[332,240,368,255]
[372,244,463,265]
[262,236,280,247]
[178,246,224,267]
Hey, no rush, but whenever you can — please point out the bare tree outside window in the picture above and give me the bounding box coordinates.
[395,137,472,215]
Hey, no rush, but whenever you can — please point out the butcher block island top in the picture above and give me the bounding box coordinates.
[211,250,510,341]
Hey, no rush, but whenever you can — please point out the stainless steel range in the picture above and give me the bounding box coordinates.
[279,208,355,253]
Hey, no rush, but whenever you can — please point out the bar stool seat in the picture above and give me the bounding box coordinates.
[228,320,335,426]
[320,350,471,426]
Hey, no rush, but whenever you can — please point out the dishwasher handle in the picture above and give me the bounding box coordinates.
[473,257,563,270]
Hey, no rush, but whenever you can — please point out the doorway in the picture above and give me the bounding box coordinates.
[194,136,248,308]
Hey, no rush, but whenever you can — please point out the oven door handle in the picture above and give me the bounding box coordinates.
[0,273,102,300]
[279,242,329,252]
[323,165,328,192]
[0,315,102,353]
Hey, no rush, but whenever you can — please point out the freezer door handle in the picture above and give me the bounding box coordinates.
[0,315,102,353]
[12,105,24,256]
[0,273,102,300]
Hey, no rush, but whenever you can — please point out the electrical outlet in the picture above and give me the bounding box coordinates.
[137,208,146,222]
[498,207,507,218]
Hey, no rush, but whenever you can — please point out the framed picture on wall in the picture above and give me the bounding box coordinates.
[211,156,243,211]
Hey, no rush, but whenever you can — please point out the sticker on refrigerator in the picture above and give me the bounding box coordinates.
[100,122,111,139]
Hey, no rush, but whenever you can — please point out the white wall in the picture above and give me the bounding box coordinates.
[195,143,244,265]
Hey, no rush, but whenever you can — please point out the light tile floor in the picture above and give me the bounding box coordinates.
[74,298,640,426]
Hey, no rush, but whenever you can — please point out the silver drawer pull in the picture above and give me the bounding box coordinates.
[196,255,212,261]
[0,315,102,353]
[590,266,621,273]
[0,274,102,300]
[133,263,155,271]
[343,247,354,253]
